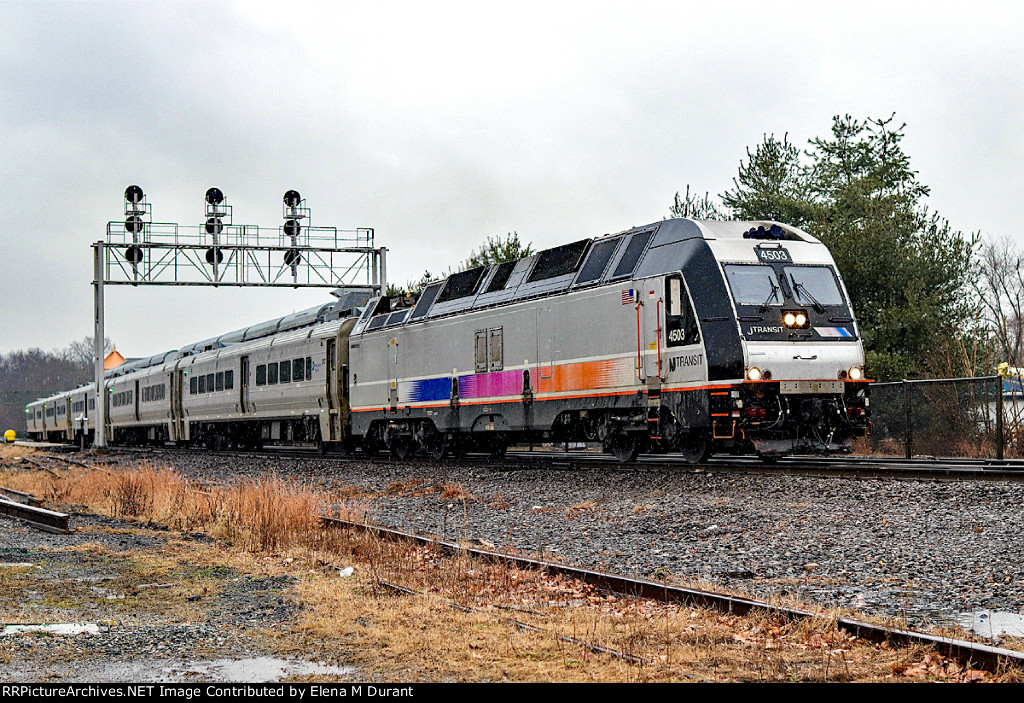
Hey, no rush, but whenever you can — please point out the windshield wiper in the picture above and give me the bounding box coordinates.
[791,278,825,314]
[758,280,781,312]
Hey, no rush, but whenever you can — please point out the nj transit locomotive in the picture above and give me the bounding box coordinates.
[26,218,870,463]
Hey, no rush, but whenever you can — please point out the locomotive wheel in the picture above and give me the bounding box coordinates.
[609,432,639,463]
[425,434,448,461]
[391,437,413,461]
[678,431,710,465]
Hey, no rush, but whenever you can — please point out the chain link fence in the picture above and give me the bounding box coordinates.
[868,376,1012,459]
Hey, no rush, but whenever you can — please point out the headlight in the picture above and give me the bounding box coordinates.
[849,366,863,380]
[746,367,762,381]
[783,312,796,326]
[795,312,807,326]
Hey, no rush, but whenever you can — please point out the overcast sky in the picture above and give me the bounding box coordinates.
[2,1,1022,358]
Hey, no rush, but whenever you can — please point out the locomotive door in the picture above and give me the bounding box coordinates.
[387,337,399,409]
[239,356,250,414]
[537,307,553,380]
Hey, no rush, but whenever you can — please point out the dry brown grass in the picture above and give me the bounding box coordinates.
[1,446,1016,682]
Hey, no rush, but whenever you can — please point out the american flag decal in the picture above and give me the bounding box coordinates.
[621,288,635,305]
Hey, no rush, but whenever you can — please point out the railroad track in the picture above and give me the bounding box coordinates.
[321,515,1024,673]
[32,442,1024,483]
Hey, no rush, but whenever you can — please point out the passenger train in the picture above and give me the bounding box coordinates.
[26,218,870,463]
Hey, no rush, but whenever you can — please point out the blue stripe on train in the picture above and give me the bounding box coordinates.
[405,377,453,403]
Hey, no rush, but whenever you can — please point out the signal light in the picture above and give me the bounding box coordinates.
[284,219,301,237]
[206,248,224,264]
[125,245,143,264]
[205,187,224,205]
[125,185,144,204]
[284,190,302,208]
[284,249,301,265]
[205,217,224,235]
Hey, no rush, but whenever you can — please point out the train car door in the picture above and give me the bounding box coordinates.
[65,397,73,438]
[134,380,141,422]
[326,339,338,441]
[239,356,250,413]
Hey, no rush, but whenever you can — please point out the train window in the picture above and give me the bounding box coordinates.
[575,238,619,285]
[489,328,503,371]
[191,376,198,394]
[293,359,304,382]
[475,331,487,373]
[527,240,590,283]
[484,261,516,293]
[88,399,94,410]
[409,282,443,320]
[224,370,233,390]
[724,264,783,306]
[665,277,700,347]
[198,375,207,394]
[206,374,214,392]
[610,231,654,279]
[366,315,388,331]
[783,265,845,306]
[384,310,409,327]
[268,362,279,385]
[256,365,266,386]
[436,266,486,303]
[280,360,291,383]
[216,372,224,392]
[306,357,313,379]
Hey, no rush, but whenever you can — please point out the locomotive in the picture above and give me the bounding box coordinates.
[26,218,870,463]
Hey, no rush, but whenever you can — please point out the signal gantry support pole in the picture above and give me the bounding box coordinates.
[93,242,106,449]
[88,186,383,450]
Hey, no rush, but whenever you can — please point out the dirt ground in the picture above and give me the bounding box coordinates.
[0,444,1016,683]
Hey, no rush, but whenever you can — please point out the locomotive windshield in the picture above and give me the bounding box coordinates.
[783,265,845,307]
[724,265,783,306]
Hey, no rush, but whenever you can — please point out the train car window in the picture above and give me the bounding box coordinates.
[527,240,590,283]
[293,359,304,382]
[783,265,845,306]
[224,370,233,390]
[191,377,198,394]
[256,365,266,386]
[268,363,279,385]
[724,265,783,306]
[216,372,225,392]
[206,374,214,392]
[366,315,388,331]
[484,261,516,293]
[436,267,486,303]
[666,277,701,347]
[575,238,620,285]
[610,231,654,279]
[409,282,443,320]
[198,375,207,394]
[306,357,312,379]
[280,360,291,383]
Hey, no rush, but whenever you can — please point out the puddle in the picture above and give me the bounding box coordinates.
[152,657,355,683]
[3,623,102,636]
[957,610,1024,638]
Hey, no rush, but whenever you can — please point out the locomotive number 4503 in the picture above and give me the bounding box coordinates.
[755,247,792,263]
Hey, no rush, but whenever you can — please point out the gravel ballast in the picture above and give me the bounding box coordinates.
[125,449,1024,634]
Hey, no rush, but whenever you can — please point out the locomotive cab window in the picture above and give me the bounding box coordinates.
[724,264,784,306]
[783,265,845,307]
[665,276,700,347]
